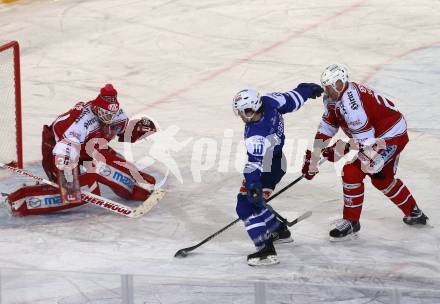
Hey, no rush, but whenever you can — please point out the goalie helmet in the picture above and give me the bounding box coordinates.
[232,88,262,116]
[91,84,120,124]
[321,64,349,91]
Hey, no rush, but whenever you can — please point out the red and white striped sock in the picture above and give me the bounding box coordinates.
[342,182,364,221]
[381,178,416,216]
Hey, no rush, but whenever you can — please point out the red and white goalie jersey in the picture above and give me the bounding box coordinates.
[317,82,407,144]
[8,84,158,216]
[51,101,129,160]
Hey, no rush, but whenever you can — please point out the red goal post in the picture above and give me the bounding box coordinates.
[0,41,23,168]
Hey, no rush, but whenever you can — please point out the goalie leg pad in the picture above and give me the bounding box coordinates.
[6,173,100,216]
[6,184,86,216]
[93,147,154,201]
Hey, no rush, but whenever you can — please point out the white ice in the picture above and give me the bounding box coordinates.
[0,0,440,303]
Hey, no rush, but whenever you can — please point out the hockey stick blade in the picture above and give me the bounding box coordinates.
[174,248,191,258]
[131,189,165,218]
[286,210,312,226]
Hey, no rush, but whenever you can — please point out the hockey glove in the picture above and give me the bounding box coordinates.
[53,140,80,171]
[322,139,351,162]
[302,150,320,180]
[246,181,263,205]
[123,117,158,143]
[295,83,324,100]
[358,140,396,175]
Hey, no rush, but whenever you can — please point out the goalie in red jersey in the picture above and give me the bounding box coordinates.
[6,84,158,216]
[302,64,428,240]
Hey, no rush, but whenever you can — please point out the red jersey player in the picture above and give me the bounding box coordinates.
[6,84,158,216]
[302,64,428,240]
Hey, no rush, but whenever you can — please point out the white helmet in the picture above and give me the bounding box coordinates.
[232,88,262,116]
[321,64,349,90]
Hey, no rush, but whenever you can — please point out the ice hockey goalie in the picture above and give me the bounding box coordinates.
[6,84,158,216]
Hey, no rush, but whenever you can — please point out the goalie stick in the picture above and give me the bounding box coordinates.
[0,162,165,218]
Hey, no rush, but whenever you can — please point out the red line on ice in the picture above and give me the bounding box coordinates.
[141,0,368,110]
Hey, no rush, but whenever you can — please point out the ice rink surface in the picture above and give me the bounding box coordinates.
[1,0,440,303]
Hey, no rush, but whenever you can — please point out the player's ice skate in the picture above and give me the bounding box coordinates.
[247,241,279,266]
[329,219,361,242]
[271,224,293,244]
[403,205,429,225]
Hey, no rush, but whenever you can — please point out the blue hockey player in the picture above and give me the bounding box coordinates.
[232,83,323,266]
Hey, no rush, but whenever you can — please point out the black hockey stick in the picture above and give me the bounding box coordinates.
[174,174,310,258]
[267,205,312,227]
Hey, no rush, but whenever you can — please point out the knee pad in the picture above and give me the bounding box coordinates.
[371,175,395,191]
[342,161,366,183]
[236,194,262,221]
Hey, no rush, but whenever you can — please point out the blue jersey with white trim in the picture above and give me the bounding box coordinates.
[243,89,306,183]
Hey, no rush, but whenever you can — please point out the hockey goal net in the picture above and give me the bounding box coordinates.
[0,41,23,168]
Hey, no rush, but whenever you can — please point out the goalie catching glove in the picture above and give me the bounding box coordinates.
[120,117,158,143]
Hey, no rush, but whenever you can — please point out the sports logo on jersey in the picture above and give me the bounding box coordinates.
[339,104,347,115]
[276,119,284,138]
[74,102,85,111]
[74,106,90,123]
[348,119,363,127]
[347,91,359,110]
[270,92,283,97]
[68,131,81,141]
[84,117,98,129]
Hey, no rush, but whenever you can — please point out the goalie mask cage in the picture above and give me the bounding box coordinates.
[0,41,23,168]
